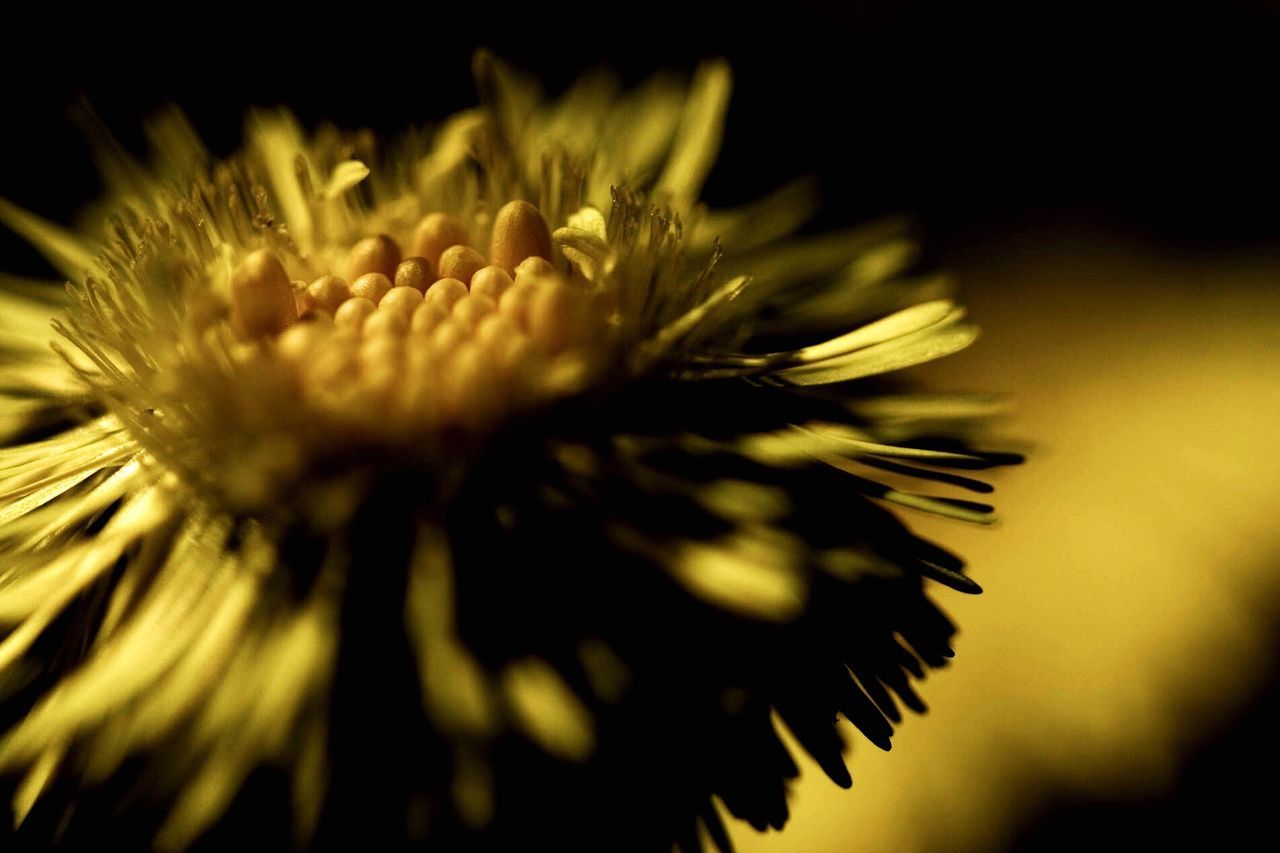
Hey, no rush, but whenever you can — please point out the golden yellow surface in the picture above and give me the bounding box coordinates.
[731,226,1280,852]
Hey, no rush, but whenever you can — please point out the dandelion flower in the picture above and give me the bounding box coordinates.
[0,52,1018,850]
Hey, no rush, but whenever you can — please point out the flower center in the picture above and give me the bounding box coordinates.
[228,200,608,437]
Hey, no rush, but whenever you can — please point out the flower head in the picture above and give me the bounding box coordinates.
[0,52,1017,849]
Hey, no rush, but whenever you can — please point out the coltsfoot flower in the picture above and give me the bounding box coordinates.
[0,52,1018,850]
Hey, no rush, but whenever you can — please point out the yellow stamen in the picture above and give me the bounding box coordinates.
[452,294,497,332]
[307,275,351,315]
[490,200,552,274]
[214,201,611,440]
[394,257,436,293]
[411,212,470,267]
[438,245,487,285]
[469,265,513,302]
[364,308,409,339]
[498,281,537,331]
[410,301,449,336]
[351,273,393,306]
[514,256,555,281]
[230,249,297,338]
[334,297,377,331]
[424,277,468,311]
[431,321,467,359]
[529,279,577,353]
[347,234,403,281]
[380,286,424,320]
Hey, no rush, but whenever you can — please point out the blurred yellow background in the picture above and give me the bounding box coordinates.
[731,223,1280,852]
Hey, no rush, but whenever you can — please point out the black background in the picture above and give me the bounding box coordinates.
[4,3,1280,267]
[2,2,1278,849]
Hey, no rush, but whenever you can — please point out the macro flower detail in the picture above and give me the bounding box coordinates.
[0,52,1018,850]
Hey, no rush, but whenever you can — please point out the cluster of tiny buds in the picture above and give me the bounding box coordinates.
[225,200,607,434]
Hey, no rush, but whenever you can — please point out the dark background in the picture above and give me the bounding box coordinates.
[4,3,1279,267]
[3,3,1278,849]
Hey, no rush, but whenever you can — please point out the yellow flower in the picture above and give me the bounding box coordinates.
[0,51,1016,850]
